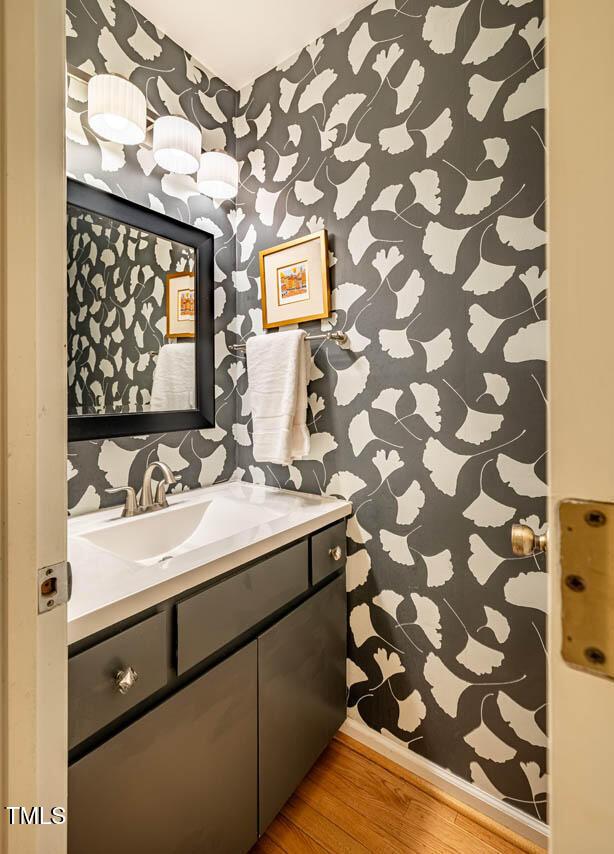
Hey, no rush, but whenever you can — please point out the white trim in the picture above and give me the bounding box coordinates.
[1,0,67,851]
[340,719,549,850]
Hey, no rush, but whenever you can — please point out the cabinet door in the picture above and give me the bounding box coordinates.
[258,573,346,834]
[69,642,257,854]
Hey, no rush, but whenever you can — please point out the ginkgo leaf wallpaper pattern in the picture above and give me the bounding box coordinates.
[232,0,547,822]
[66,0,240,515]
[67,207,195,414]
[66,0,547,821]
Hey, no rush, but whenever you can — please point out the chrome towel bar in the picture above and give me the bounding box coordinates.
[229,331,349,353]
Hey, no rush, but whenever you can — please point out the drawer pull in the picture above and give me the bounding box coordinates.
[115,666,139,695]
[329,545,343,562]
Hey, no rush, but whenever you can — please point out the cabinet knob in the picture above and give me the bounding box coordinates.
[329,545,343,562]
[115,665,139,695]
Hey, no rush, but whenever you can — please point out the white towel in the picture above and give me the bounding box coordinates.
[246,330,311,465]
[150,343,195,411]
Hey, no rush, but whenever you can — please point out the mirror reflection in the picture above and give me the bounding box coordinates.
[67,204,197,416]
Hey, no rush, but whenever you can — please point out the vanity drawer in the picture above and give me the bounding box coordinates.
[68,612,168,750]
[310,520,347,584]
[176,540,308,675]
[68,643,257,854]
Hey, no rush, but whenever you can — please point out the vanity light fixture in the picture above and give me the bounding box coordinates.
[87,74,147,145]
[197,149,239,199]
[79,67,238,191]
[152,115,201,175]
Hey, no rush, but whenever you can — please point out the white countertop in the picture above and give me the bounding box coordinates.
[68,481,351,644]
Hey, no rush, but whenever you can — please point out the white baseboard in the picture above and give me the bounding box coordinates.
[340,718,549,850]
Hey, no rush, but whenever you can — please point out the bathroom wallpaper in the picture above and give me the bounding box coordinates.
[66,0,241,514]
[66,0,547,822]
[67,206,194,415]
[233,0,547,820]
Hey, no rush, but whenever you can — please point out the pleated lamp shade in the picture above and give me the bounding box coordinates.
[197,150,239,199]
[87,74,146,145]
[152,115,201,175]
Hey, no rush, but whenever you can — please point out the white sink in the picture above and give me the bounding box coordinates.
[77,495,285,566]
[68,481,353,644]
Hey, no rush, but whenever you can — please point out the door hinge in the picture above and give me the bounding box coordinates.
[560,499,614,678]
[38,561,71,614]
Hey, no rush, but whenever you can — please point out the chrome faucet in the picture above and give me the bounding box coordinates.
[107,462,177,518]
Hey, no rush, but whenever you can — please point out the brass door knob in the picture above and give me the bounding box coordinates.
[511,523,548,556]
[329,545,343,562]
[115,665,139,695]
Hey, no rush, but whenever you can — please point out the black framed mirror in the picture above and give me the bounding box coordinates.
[67,178,215,441]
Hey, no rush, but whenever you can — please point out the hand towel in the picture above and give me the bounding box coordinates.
[150,343,195,411]
[246,330,311,465]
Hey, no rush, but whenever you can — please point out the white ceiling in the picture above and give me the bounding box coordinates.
[128,0,373,90]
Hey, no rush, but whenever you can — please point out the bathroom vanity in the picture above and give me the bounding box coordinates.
[67,483,350,853]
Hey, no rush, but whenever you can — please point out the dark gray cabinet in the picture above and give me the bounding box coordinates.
[258,573,347,833]
[68,526,348,853]
[311,520,347,584]
[176,540,308,675]
[68,612,168,749]
[68,642,258,854]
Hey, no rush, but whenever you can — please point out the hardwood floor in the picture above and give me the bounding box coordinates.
[251,734,545,854]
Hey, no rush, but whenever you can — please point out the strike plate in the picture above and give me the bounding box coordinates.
[560,499,614,678]
[37,561,71,614]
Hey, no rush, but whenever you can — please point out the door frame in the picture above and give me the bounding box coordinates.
[548,1,614,852]
[1,0,67,852]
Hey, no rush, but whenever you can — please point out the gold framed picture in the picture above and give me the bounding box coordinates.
[259,230,331,329]
[166,271,195,338]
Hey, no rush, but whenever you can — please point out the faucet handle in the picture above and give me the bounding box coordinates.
[106,486,138,518]
[155,480,171,508]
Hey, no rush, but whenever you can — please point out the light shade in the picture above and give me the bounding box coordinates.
[197,150,239,199]
[153,115,201,175]
[88,74,146,145]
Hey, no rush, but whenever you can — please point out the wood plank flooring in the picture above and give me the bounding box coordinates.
[251,734,545,854]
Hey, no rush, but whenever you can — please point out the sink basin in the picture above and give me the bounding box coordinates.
[81,501,212,564]
[78,495,285,566]
[67,481,354,644]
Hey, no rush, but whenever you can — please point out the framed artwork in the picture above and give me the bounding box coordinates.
[166,270,196,338]
[259,230,331,329]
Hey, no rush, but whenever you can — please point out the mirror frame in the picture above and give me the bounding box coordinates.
[67,178,215,441]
